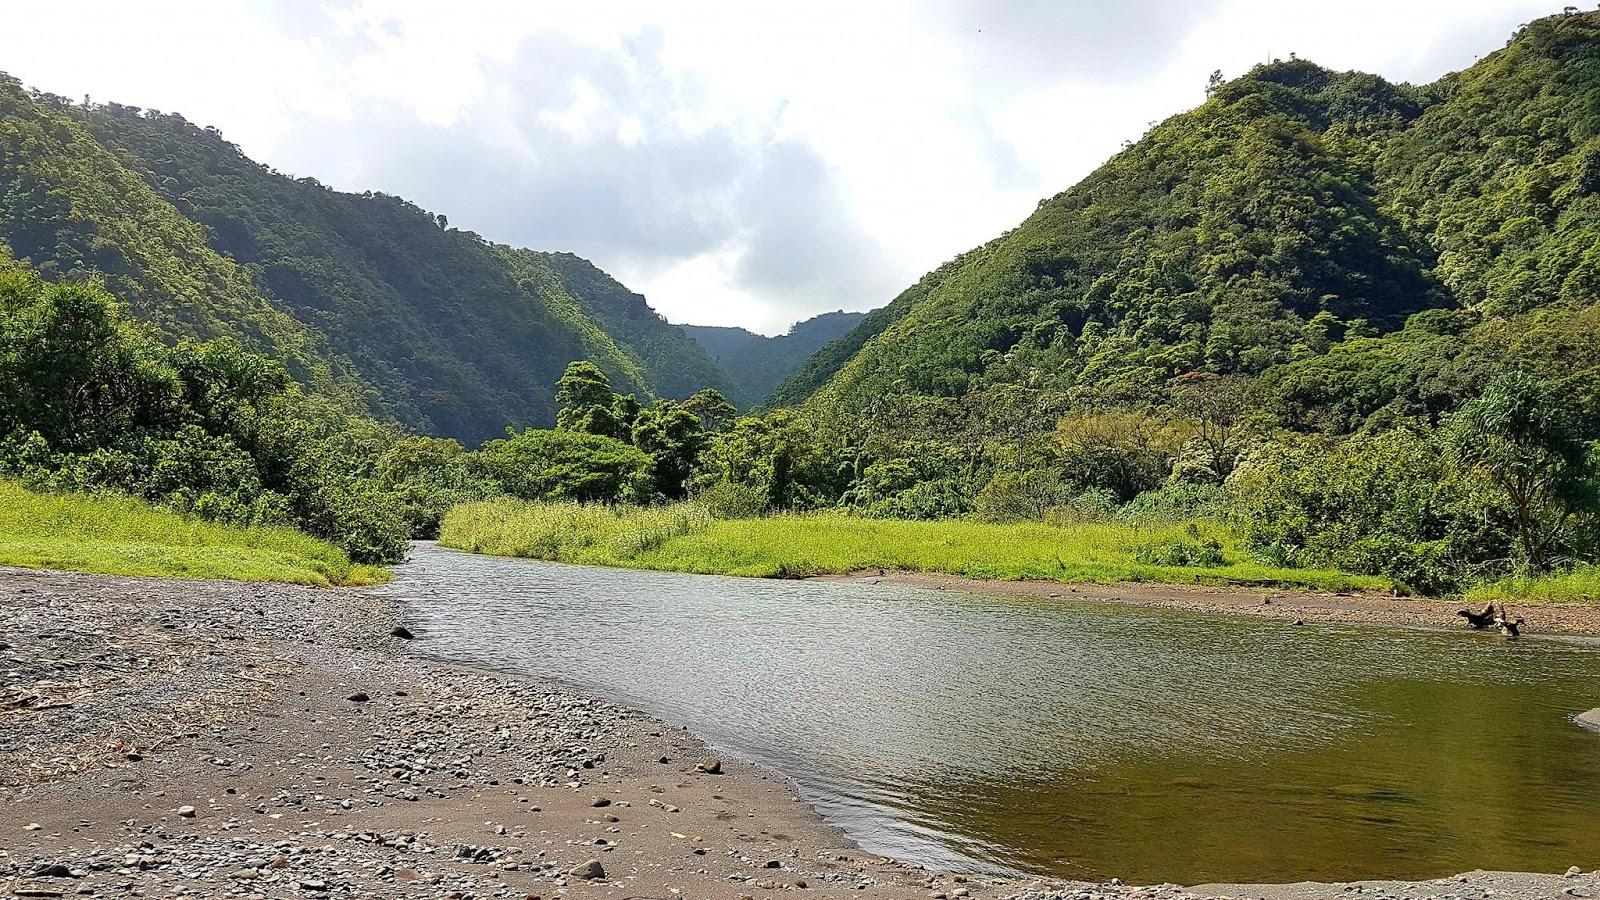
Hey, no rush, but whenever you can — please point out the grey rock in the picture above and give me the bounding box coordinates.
[568,859,606,880]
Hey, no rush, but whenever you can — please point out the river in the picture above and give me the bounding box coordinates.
[376,542,1600,884]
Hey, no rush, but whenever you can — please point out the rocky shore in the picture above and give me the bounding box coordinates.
[3,566,1597,900]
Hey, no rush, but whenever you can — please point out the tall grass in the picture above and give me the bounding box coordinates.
[440,499,1390,592]
[1465,566,1600,605]
[0,481,386,587]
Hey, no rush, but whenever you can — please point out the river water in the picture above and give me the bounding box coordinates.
[377,542,1600,884]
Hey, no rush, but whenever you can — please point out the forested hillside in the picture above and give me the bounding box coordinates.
[0,77,734,443]
[0,75,359,406]
[681,310,864,408]
[781,14,1593,433]
[707,11,1600,594]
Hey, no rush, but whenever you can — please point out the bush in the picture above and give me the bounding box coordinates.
[1119,481,1228,523]
[1133,536,1227,568]
[1226,429,1509,594]
[1042,488,1121,525]
[694,478,769,519]
[475,428,651,504]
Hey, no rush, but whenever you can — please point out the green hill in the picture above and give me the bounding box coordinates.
[0,78,729,444]
[780,12,1600,440]
[0,74,360,407]
[681,310,864,408]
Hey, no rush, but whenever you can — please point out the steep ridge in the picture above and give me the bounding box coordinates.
[516,249,735,401]
[787,60,1445,424]
[63,98,657,442]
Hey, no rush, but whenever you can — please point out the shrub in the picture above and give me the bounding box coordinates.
[1226,429,1509,594]
[475,428,651,504]
[1119,481,1228,523]
[1133,536,1227,568]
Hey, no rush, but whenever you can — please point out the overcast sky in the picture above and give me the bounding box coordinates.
[2,1,1556,333]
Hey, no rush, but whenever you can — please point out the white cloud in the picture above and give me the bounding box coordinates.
[0,0,1556,333]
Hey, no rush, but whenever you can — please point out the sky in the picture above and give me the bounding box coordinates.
[0,1,1558,333]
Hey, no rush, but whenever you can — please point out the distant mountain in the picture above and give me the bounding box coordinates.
[775,12,1600,438]
[0,76,728,444]
[681,310,865,408]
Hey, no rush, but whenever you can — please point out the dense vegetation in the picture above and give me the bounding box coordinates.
[681,310,864,408]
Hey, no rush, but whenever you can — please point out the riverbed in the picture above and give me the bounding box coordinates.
[379,542,1600,885]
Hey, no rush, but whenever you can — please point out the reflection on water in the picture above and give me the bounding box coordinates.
[377,543,1600,883]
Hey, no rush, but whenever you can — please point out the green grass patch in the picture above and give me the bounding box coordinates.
[1465,566,1600,605]
[440,498,1390,593]
[0,481,387,587]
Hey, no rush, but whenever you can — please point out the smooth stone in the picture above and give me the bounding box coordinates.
[568,859,606,880]
[1577,708,1600,732]
[176,806,196,818]
[347,692,370,703]
[698,756,723,774]
[389,626,414,640]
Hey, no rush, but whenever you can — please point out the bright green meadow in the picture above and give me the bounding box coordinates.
[439,498,1391,592]
[0,481,387,587]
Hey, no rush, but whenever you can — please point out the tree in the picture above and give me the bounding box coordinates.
[631,400,706,500]
[1170,372,1256,480]
[1055,409,1186,501]
[682,388,737,433]
[1449,372,1598,572]
[691,411,851,512]
[554,361,627,439]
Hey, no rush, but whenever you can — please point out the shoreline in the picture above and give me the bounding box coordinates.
[817,569,1600,638]
[2,565,1597,900]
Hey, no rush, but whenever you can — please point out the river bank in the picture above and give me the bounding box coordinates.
[2,565,1597,900]
[822,570,1600,637]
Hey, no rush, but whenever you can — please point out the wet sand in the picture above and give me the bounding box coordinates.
[820,570,1600,637]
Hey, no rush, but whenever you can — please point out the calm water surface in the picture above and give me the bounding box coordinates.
[377,543,1600,884]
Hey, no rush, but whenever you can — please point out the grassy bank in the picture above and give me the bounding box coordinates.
[1466,566,1600,605]
[439,498,1391,592]
[0,481,387,587]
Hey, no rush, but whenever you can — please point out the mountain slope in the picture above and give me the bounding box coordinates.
[60,99,668,442]
[1375,11,1600,314]
[515,250,734,401]
[786,12,1600,435]
[681,310,865,408]
[787,61,1444,425]
[0,74,360,405]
